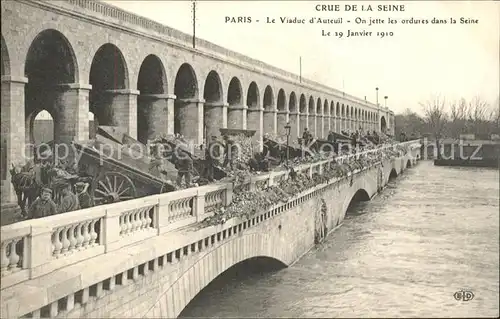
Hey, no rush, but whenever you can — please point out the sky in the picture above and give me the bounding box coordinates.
[94,1,498,117]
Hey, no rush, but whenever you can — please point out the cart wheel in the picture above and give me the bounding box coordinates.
[92,172,137,205]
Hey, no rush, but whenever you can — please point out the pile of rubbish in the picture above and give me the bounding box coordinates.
[200,142,412,227]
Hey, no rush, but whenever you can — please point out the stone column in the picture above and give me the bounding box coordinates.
[263,109,277,136]
[288,111,300,145]
[1,76,28,203]
[204,101,227,139]
[335,117,340,133]
[107,89,140,140]
[299,112,308,138]
[54,83,91,144]
[137,93,175,142]
[177,98,204,145]
[308,114,315,137]
[227,105,245,130]
[246,106,264,149]
[276,110,289,137]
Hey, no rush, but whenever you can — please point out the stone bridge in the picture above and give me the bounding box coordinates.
[1,0,395,202]
[0,141,421,318]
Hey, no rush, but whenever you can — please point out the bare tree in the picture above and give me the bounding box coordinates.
[420,95,448,140]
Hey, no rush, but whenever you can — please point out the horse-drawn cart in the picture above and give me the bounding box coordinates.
[72,126,176,206]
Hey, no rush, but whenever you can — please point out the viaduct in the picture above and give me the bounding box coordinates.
[1,0,395,203]
[1,142,421,318]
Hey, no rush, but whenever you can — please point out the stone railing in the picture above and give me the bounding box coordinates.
[0,141,420,290]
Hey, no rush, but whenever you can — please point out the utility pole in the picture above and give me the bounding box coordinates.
[299,56,302,83]
[376,87,379,132]
[192,0,196,49]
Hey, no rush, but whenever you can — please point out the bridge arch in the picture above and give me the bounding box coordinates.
[143,233,288,318]
[276,88,286,111]
[227,77,242,107]
[173,63,199,136]
[299,94,306,113]
[389,168,398,180]
[263,85,274,110]
[26,109,56,148]
[24,29,79,147]
[89,43,129,132]
[380,115,387,133]
[336,102,340,116]
[344,188,371,215]
[202,70,224,138]
[1,34,10,76]
[246,81,259,108]
[308,96,315,114]
[136,54,167,143]
[246,81,260,134]
[289,91,297,112]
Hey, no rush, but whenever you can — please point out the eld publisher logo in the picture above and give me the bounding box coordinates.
[454,290,475,302]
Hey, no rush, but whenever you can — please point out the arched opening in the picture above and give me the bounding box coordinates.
[227,77,242,106]
[227,77,243,130]
[288,92,297,112]
[323,99,329,134]
[25,29,78,149]
[389,168,398,180]
[262,85,274,134]
[203,70,223,139]
[330,101,334,118]
[308,96,315,133]
[137,54,167,144]
[179,256,286,318]
[299,94,306,113]
[263,85,273,110]
[345,189,371,216]
[31,110,54,146]
[89,43,128,130]
[380,116,387,133]
[246,81,259,108]
[308,96,314,114]
[276,89,286,111]
[246,82,260,141]
[174,63,198,137]
[316,98,322,137]
[89,111,97,139]
[406,160,412,168]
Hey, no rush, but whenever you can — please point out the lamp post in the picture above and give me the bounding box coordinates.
[376,87,379,132]
[284,122,291,167]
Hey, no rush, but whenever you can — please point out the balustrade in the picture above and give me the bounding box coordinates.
[0,141,420,289]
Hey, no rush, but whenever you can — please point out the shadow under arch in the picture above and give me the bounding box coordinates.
[406,159,412,168]
[389,168,398,180]
[345,188,370,216]
[179,256,286,318]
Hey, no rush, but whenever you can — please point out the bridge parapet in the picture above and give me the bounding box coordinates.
[0,141,420,318]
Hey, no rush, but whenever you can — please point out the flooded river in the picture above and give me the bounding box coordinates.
[180,161,499,318]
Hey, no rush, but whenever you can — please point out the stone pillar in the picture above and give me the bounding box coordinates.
[308,114,315,137]
[227,105,245,130]
[1,76,28,203]
[276,110,289,137]
[54,83,91,144]
[204,101,227,139]
[263,109,277,136]
[335,117,340,133]
[247,107,264,149]
[137,93,175,142]
[323,115,329,137]
[107,89,140,140]
[288,111,300,145]
[177,98,204,145]
[300,112,308,138]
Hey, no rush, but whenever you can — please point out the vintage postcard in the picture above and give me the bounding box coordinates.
[1,0,498,318]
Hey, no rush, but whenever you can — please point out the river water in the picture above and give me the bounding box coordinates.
[180,161,499,318]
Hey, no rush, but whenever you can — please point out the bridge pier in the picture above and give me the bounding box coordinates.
[1,75,28,203]
[137,93,175,143]
[299,113,308,137]
[288,111,300,144]
[276,110,289,137]
[55,83,91,144]
[263,109,277,136]
[246,107,264,148]
[176,98,204,145]
[308,114,315,136]
[104,89,140,140]
[204,102,227,138]
[227,105,246,130]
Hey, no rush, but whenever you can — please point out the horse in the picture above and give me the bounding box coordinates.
[9,162,39,217]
